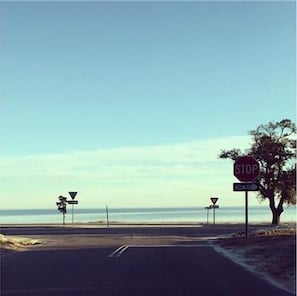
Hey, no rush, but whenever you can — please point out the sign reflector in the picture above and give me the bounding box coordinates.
[210,197,218,205]
[69,192,78,199]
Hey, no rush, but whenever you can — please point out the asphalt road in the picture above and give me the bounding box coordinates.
[1,241,292,296]
[0,224,262,237]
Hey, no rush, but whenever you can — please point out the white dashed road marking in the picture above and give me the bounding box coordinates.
[108,245,129,258]
[108,244,207,258]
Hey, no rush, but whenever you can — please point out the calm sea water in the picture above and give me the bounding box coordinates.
[0,206,295,224]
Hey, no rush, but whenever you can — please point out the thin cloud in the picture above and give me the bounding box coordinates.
[0,136,251,208]
[1,136,249,178]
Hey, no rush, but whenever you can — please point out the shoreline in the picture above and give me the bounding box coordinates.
[1,206,295,226]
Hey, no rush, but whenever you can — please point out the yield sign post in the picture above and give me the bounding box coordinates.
[68,192,78,226]
[210,197,219,225]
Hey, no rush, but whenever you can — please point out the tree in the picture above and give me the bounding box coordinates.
[56,195,67,226]
[219,119,296,225]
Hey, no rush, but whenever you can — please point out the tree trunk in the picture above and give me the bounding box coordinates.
[271,209,281,225]
[269,194,284,225]
[271,206,284,225]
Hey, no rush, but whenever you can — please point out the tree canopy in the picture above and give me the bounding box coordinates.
[219,119,296,225]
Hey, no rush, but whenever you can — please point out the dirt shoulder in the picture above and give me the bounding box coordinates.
[214,230,296,294]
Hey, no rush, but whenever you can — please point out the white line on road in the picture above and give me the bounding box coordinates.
[108,245,129,258]
[127,244,207,248]
[108,244,208,258]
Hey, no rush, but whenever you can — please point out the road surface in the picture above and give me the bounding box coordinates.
[1,226,292,296]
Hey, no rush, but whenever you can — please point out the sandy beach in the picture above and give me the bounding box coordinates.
[1,223,295,294]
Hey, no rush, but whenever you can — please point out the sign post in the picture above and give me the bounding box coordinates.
[106,206,110,228]
[68,192,78,226]
[210,197,219,225]
[233,156,260,237]
[204,206,211,224]
[245,190,248,237]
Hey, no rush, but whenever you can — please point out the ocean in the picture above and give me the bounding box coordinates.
[0,206,295,225]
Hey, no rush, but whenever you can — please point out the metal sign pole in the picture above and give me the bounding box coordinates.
[72,204,74,226]
[233,156,259,238]
[106,206,110,228]
[213,206,215,226]
[245,191,248,237]
[207,208,209,224]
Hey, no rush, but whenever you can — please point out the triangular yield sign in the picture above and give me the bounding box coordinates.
[69,192,78,199]
[210,197,218,205]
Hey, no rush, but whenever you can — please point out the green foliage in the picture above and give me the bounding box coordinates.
[219,119,296,224]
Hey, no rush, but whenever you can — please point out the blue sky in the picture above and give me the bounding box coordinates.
[0,1,295,209]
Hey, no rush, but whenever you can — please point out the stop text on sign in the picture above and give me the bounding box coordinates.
[233,156,260,182]
[234,164,259,175]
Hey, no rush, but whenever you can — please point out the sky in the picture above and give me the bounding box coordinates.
[0,1,296,209]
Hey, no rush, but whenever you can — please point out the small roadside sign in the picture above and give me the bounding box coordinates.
[210,197,218,205]
[233,182,258,191]
[204,206,212,224]
[67,200,78,205]
[208,201,219,226]
[69,192,78,199]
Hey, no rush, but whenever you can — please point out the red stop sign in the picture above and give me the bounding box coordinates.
[234,156,259,182]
